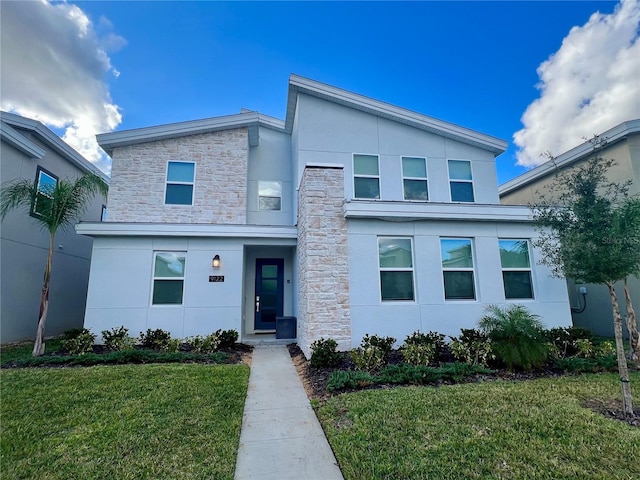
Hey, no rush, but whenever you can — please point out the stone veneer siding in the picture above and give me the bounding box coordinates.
[107,128,248,223]
[297,165,351,357]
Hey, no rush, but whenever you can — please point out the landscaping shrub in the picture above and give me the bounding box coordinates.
[217,329,239,348]
[378,364,442,385]
[350,334,396,372]
[553,354,617,373]
[439,362,492,382]
[478,304,548,370]
[60,328,96,355]
[139,329,174,351]
[402,331,446,365]
[310,338,342,368]
[327,370,375,391]
[101,326,136,352]
[449,328,493,367]
[62,327,86,339]
[544,326,595,359]
[187,334,222,354]
[596,340,616,357]
[575,338,595,358]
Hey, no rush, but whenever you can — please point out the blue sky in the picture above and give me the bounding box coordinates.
[2,1,639,183]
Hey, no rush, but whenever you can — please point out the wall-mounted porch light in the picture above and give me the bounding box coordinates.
[212,255,221,268]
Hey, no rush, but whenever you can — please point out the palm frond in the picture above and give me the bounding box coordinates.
[0,180,38,220]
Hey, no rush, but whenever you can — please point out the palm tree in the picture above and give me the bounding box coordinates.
[1,172,108,356]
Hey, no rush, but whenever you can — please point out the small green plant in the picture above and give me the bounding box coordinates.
[187,334,221,354]
[596,340,616,357]
[101,326,136,352]
[449,328,493,367]
[139,329,173,351]
[553,355,617,373]
[402,331,446,365]
[478,304,548,371]
[350,334,396,372]
[61,328,96,355]
[327,370,375,391]
[544,327,595,359]
[310,338,342,368]
[216,329,239,348]
[575,338,595,358]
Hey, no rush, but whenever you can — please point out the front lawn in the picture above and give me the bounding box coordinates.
[316,372,640,480]
[1,364,249,480]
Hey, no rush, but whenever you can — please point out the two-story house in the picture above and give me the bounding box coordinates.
[1,111,108,343]
[78,75,571,356]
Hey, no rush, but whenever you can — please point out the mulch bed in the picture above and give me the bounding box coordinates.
[287,343,640,428]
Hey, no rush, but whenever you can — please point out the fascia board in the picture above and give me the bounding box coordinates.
[0,111,109,182]
[343,200,533,222]
[97,112,286,155]
[76,222,298,239]
[499,119,640,196]
[285,74,507,155]
[0,121,46,158]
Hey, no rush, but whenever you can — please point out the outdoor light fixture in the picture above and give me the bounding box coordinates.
[212,255,221,268]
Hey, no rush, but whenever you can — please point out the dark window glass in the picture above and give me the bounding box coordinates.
[380,271,414,301]
[152,280,184,304]
[403,179,428,200]
[450,182,474,202]
[443,271,475,300]
[165,184,193,205]
[503,271,533,299]
[354,177,380,199]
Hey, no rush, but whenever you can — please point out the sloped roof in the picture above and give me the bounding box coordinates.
[499,119,640,197]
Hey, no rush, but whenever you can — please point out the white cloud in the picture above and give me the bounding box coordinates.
[0,0,126,174]
[514,0,640,168]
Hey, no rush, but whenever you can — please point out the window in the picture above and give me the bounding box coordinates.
[499,239,534,299]
[31,167,58,217]
[152,252,186,305]
[379,238,414,301]
[441,238,475,300]
[101,205,107,222]
[402,157,428,201]
[448,160,474,202]
[165,161,195,205]
[353,154,380,199]
[258,181,282,211]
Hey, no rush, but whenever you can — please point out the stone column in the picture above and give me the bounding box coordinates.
[297,165,351,358]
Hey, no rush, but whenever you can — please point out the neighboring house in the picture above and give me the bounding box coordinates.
[78,75,571,357]
[1,111,108,343]
[500,119,640,338]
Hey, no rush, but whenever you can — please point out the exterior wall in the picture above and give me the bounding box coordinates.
[1,133,105,343]
[246,127,294,226]
[500,135,640,338]
[84,236,245,341]
[294,93,500,204]
[297,166,351,356]
[106,128,249,224]
[347,219,571,347]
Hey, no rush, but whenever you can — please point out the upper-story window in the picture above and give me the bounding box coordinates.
[448,160,474,202]
[499,239,534,299]
[165,161,195,205]
[31,166,58,217]
[258,181,282,211]
[441,238,476,300]
[402,157,428,201]
[353,154,380,199]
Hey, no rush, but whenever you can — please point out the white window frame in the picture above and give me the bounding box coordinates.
[447,159,475,203]
[401,156,429,201]
[151,251,187,306]
[164,161,195,206]
[499,239,534,300]
[440,237,477,301]
[258,181,282,211]
[353,153,380,200]
[378,237,416,302]
[31,166,58,217]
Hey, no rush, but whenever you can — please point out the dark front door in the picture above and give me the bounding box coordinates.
[254,259,284,330]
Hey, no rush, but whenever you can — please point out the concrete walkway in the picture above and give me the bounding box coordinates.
[234,346,344,480]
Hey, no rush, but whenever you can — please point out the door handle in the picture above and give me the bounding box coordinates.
[255,296,260,313]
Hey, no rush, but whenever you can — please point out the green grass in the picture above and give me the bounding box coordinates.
[317,372,640,480]
[0,339,64,364]
[1,364,249,480]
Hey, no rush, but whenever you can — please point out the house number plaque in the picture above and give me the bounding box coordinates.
[209,275,225,282]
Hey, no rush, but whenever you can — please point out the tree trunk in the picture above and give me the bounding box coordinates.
[608,282,634,417]
[32,233,53,356]
[623,278,640,361]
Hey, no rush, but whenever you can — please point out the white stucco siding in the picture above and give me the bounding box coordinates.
[294,94,501,204]
[347,218,571,347]
[84,237,243,342]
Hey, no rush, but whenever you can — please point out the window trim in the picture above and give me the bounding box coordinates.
[447,159,475,203]
[499,239,535,300]
[164,160,196,206]
[440,237,477,301]
[150,251,187,306]
[401,156,429,202]
[378,236,416,303]
[353,153,381,200]
[30,166,58,218]
[258,180,283,211]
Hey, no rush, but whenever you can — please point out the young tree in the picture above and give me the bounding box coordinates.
[1,172,108,356]
[532,149,640,417]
